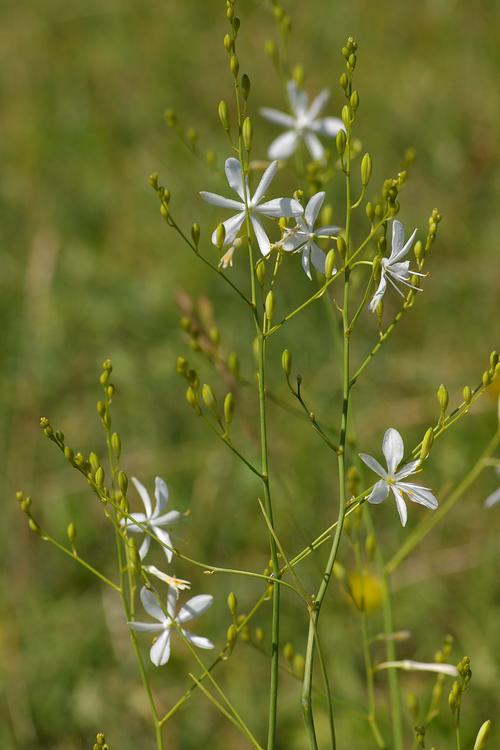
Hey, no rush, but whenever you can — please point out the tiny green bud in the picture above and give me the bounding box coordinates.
[473,720,492,750]
[482,370,492,387]
[463,385,472,405]
[118,471,128,494]
[95,466,105,488]
[490,350,499,370]
[337,236,347,260]
[255,258,266,285]
[242,116,253,152]
[230,55,239,77]
[202,384,217,412]
[227,352,240,378]
[28,518,41,535]
[186,387,198,408]
[74,452,85,466]
[254,627,264,643]
[292,64,304,87]
[293,653,305,679]
[149,172,159,190]
[67,522,77,545]
[209,327,220,345]
[64,446,74,462]
[186,127,197,146]
[365,202,375,221]
[191,223,200,246]
[414,240,424,263]
[283,642,294,662]
[336,129,347,155]
[215,223,226,250]
[350,90,359,111]
[16,491,24,502]
[224,393,235,424]
[265,290,275,322]
[226,623,238,649]
[437,384,449,413]
[111,432,121,459]
[89,452,100,472]
[223,33,233,52]
[265,40,278,64]
[241,74,251,99]
[420,427,434,462]
[218,100,230,131]
[341,104,350,129]
[96,400,106,418]
[176,356,188,375]
[281,349,292,378]
[325,248,336,279]
[361,153,372,186]
[339,72,348,90]
[20,498,31,513]
[227,591,237,615]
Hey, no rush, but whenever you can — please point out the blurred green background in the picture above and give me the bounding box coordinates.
[1,0,499,748]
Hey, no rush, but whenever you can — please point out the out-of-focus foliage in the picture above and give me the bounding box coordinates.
[1,0,499,748]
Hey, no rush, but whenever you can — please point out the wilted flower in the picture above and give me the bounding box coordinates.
[281,191,340,279]
[261,81,344,162]
[200,158,302,257]
[123,476,182,562]
[484,467,500,508]
[369,220,425,312]
[129,585,214,666]
[359,428,438,526]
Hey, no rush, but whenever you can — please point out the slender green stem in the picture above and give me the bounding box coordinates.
[42,534,121,592]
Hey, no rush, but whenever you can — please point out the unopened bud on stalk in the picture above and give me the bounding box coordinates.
[341,104,350,129]
[128,538,141,574]
[448,681,461,714]
[223,33,233,52]
[149,172,159,190]
[226,623,238,652]
[218,100,230,131]
[224,393,235,424]
[209,327,220,346]
[227,352,239,378]
[176,356,188,376]
[325,248,336,279]
[241,73,251,99]
[255,258,266,285]
[419,427,434,462]
[437,384,449,415]
[28,518,41,535]
[95,466,105,488]
[230,55,239,77]
[191,223,200,246]
[473,720,492,750]
[254,627,264,643]
[111,432,121,459]
[118,471,128,494]
[336,129,347,156]
[414,240,424,264]
[482,370,492,387]
[227,592,237,616]
[265,291,275,322]
[242,117,253,152]
[202,384,217,413]
[281,349,292,378]
[215,223,226,250]
[265,40,278,65]
[365,202,375,221]
[463,385,472,405]
[64,446,74,462]
[89,452,100,472]
[361,153,372,186]
[414,725,425,748]
[350,90,359,111]
[339,72,348,91]
[67,522,77,545]
[490,350,499,370]
[337,236,347,260]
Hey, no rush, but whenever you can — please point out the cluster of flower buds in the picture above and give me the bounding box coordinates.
[16,490,40,536]
[92,733,110,750]
[282,640,305,679]
[449,656,472,714]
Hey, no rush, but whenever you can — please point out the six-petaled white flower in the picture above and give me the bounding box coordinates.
[129,585,214,666]
[359,428,438,526]
[485,467,500,508]
[200,157,302,257]
[369,220,425,313]
[281,191,340,279]
[260,81,344,162]
[124,476,182,562]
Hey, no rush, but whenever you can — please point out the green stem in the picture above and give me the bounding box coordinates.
[42,535,121,592]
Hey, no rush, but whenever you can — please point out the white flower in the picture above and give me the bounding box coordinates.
[124,476,182,562]
[129,585,214,667]
[485,467,500,508]
[359,428,438,527]
[144,565,191,591]
[281,191,340,279]
[376,660,459,678]
[200,157,302,257]
[260,81,344,162]
[369,220,425,313]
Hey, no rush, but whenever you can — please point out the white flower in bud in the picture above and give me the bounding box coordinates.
[369,220,425,313]
[128,585,214,666]
[260,81,345,162]
[281,191,341,279]
[484,467,500,508]
[359,428,438,526]
[201,158,302,257]
[122,477,182,562]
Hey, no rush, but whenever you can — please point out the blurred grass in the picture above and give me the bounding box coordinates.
[1,0,499,748]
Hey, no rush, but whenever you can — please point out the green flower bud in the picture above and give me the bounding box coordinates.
[28,518,41,535]
[215,223,226,250]
[209,327,220,346]
[293,653,305,679]
[74,452,85,466]
[99,369,110,385]
[224,393,235,424]
[292,63,304,87]
[463,385,472,404]
[473,720,491,750]
[242,116,253,152]
[67,522,77,545]
[350,90,359,111]
[176,356,188,376]
[223,33,233,52]
[339,72,348,90]
[230,55,239,77]
[191,223,200,246]
[281,349,292,377]
[96,400,106,418]
[265,291,275,322]
[341,104,350,129]
[226,623,238,651]
[283,642,294,662]
[361,153,372,186]
[419,427,434,462]
[89,452,100,472]
[111,432,121,459]
[265,40,278,65]
[227,352,240,378]
[95,466,105,488]
[336,129,347,156]
[227,591,237,615]
[437,384,449,413]
[241,73,251,99]
[325,248,336,279]
[149,172,159,190]
[255,258,266,285]
[118,471,128,494]
[202,384,217,412]
[482,370,492,387]
[64,446,74,462]
[254,627,264,643]
[365,202,375,221]
[337,236,347,260]
[20,497,31,514]
[218,100,230,131]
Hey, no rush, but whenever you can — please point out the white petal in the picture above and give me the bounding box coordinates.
[287,80,308,115]
[140,586,166,623]
[252,160,278,205]
[250,216,271,256]
[382,428,404,475]
[390,225,417,264]
[282,229,307,252]
[304,131,325,162]
[368,479,389,505]
[307,89,330,120]
[199,191,244,211]
[153,476,168,516]
[369,275,387,312]
[268,130,300,160]
[167,584,179,619]
[255,197,302,218]
[390,220,405,259]
[224,157,246,200]
[388,260,410,278]
[139,534,151,560]
[154,526,173,563]
[125,512,147,533]
[211,211,245,247]
[128,621,163,633]
[181,630,214,650]
[150,630,171,667]
[394,460,420,480]
[304,191,325,227]
[309,241,326,275]
[485,487,500,508]
[154,510,182,526]
[132,477,152,518]
[398,482,438,510]
[260,107,295,128]
[301,244,312,279]
[390,487,408,526]
[359,452,388,479]
[144,565,191,591]
[311,117,345,137]
[177,594,213,624]
[315,225,341,238]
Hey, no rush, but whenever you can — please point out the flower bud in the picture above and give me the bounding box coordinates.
[224,393,235,424]
[482,370,492,387]
[227,353,240,379]
[339,72,348,90]
[67,522,77,545]
[111,432,121,459]
[215,223,226,250]
[64,446,74,462]
[176,356,188,376]
[336,129,347,156]
[365,202,375,221]
[414,725,425,748]
[473,720,491,750]
[241,73,251,99]
[293,653,305,679]
[419,427,434,462]
[325,248,336,279]
[341,104,350,129]
[256,258,266,285]
[191,223,200,246]
[230,55,239,77]
[265,291,275,322]
[242,116,253,152]
[361,153,372,186]
[227,592,237,615]
[28,518,41,535]
[337,236,347,260]
[437,384,449,413]
[223,33,233,52]
[118,471,128,494]
[218,100,230,131]
[463,385,472,405]
[283,642,294,662]
[95,466,105,488]
[149,172,159,190]
[350,90,359,111]
[89,452,100,472]
[281,349,292,378]
[226,623,238,652]
[254,627,264,643]
[202,384,217,412]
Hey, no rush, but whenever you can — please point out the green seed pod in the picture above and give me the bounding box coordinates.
[191,223,200,246]
[283,642,294,662]
[242,116,253,152]
[339,72,348,90]
[227,592,237,615]
[67,522,77,545]
[437,384,449,413]
[241,73,251,99]
[95,466,105,488]
[473,720,492,750]
[293,653,305,679]
[111,432,121,459]
[361,153,372,186]
[230,55,239,77]
[218,100,230,131]
[281,349,292,377]
[265,291,275,322]
[325,248,336,279]
[227,352,240,378]
[336,129,347,155]
[202,384,217,412]
[96,400,106,418]
[215,223,226,250]
[419,427,434,462]
[118,471,128,494]
[224,393,235,424]
[255,258,266,286]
